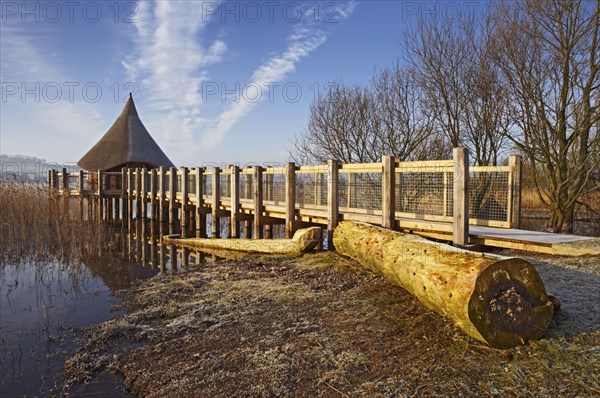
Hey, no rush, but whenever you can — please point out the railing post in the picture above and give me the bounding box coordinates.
[453,148,469,246]
[253,166,263,239]
[158,166,165,224]
[285,162,296,239]
[212,167,221,238]
[230,166,240,238]
[382,155,396,229]
[149,169,157,220]
[97,169,104,223]
[78,170,84,220]
[181,167,189,238]
[168,167,177,235]
[327,160,339,250]
[62,167,68,193]
[127,168,133,259]
[141,168,148,220]
[47,170,53,191]
[196,167,206,238]
[508,155,522,229]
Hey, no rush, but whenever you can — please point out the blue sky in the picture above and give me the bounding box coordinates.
[0,1,486,167]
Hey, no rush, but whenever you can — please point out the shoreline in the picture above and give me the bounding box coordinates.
[63,251,599,397]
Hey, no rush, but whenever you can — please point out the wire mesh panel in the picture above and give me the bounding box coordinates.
[263,170,286,204]
[203,172,213,198]
[164,173,170,193]
[469,169,510,225]
[239,171,253,201]
[220,171,231,199]
[68,174,79,191]
[188,172,196,196]
[174,173,181,193]
[296,167,328,207]
[396,171,452,219]
[339,171,382,211]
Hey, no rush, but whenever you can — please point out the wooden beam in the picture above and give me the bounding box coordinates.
[230,166,240,238]
[453,148,469,246]
[195,167,206,238]
[150,168,157,220]
[169,167,177,235]
[212,167,221,238]
[141,168,147,220]
[253,166,263,239]
[285,162,296,239]
[181,167,189,238]
[97,169,104,223]
[509,155,522,229]
[158,166,166,225]
[382,155,395,229]
[327,159,339,250]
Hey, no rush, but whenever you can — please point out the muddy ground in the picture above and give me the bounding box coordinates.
[62,250,599,397]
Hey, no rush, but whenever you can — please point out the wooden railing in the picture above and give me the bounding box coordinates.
[49,149,522,246]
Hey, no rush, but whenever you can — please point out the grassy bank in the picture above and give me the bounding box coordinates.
[63,252,599,397]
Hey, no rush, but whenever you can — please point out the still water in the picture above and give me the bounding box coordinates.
[0,257,157,397]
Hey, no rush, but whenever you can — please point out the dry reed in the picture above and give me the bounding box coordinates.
[0,181,118,266]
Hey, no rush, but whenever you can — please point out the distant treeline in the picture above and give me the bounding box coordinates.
[0,154,79,183]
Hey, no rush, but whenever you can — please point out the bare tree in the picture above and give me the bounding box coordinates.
[404,10,510,166]
[290,66,437,164]
[492,0,600,232]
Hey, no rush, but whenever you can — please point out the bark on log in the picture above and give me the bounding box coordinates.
[333,221,555,349]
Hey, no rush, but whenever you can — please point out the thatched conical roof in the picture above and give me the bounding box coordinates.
[78,94,175,171]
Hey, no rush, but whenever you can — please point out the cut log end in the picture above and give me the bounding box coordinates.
[469,258,554,349]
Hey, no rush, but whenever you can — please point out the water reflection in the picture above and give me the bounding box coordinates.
[0,257,155,397]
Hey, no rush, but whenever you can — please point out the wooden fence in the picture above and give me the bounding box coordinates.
[48,149,522,248]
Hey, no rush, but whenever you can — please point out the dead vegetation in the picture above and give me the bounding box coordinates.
[0,182,118,266]
[63,251,599,397]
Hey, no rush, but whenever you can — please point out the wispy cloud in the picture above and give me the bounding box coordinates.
[0,25,104,150]
[201,1,357,148]
[123,0,226,146]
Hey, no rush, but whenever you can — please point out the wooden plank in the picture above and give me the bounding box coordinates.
[339,162,382,172]
[327,159,339,250]
[470,165,512,172]
[381,155,395,229]
[453,148,469,246]
[297,164,328,174]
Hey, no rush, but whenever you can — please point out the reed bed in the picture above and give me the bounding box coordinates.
[0,182,118,266]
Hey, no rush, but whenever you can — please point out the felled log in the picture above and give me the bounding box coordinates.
[333,221,555,349]
[163,227,321,256]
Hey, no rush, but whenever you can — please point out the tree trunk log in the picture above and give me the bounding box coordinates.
[333,221,555,349]
[163,227,322,256]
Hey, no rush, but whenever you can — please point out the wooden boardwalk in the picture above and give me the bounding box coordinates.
[49,150,599,256]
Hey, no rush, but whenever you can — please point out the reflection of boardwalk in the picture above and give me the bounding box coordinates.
[50,149,599,255]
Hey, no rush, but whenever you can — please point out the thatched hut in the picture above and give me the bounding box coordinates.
[78,93,175,171]
[78,94,175,189]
